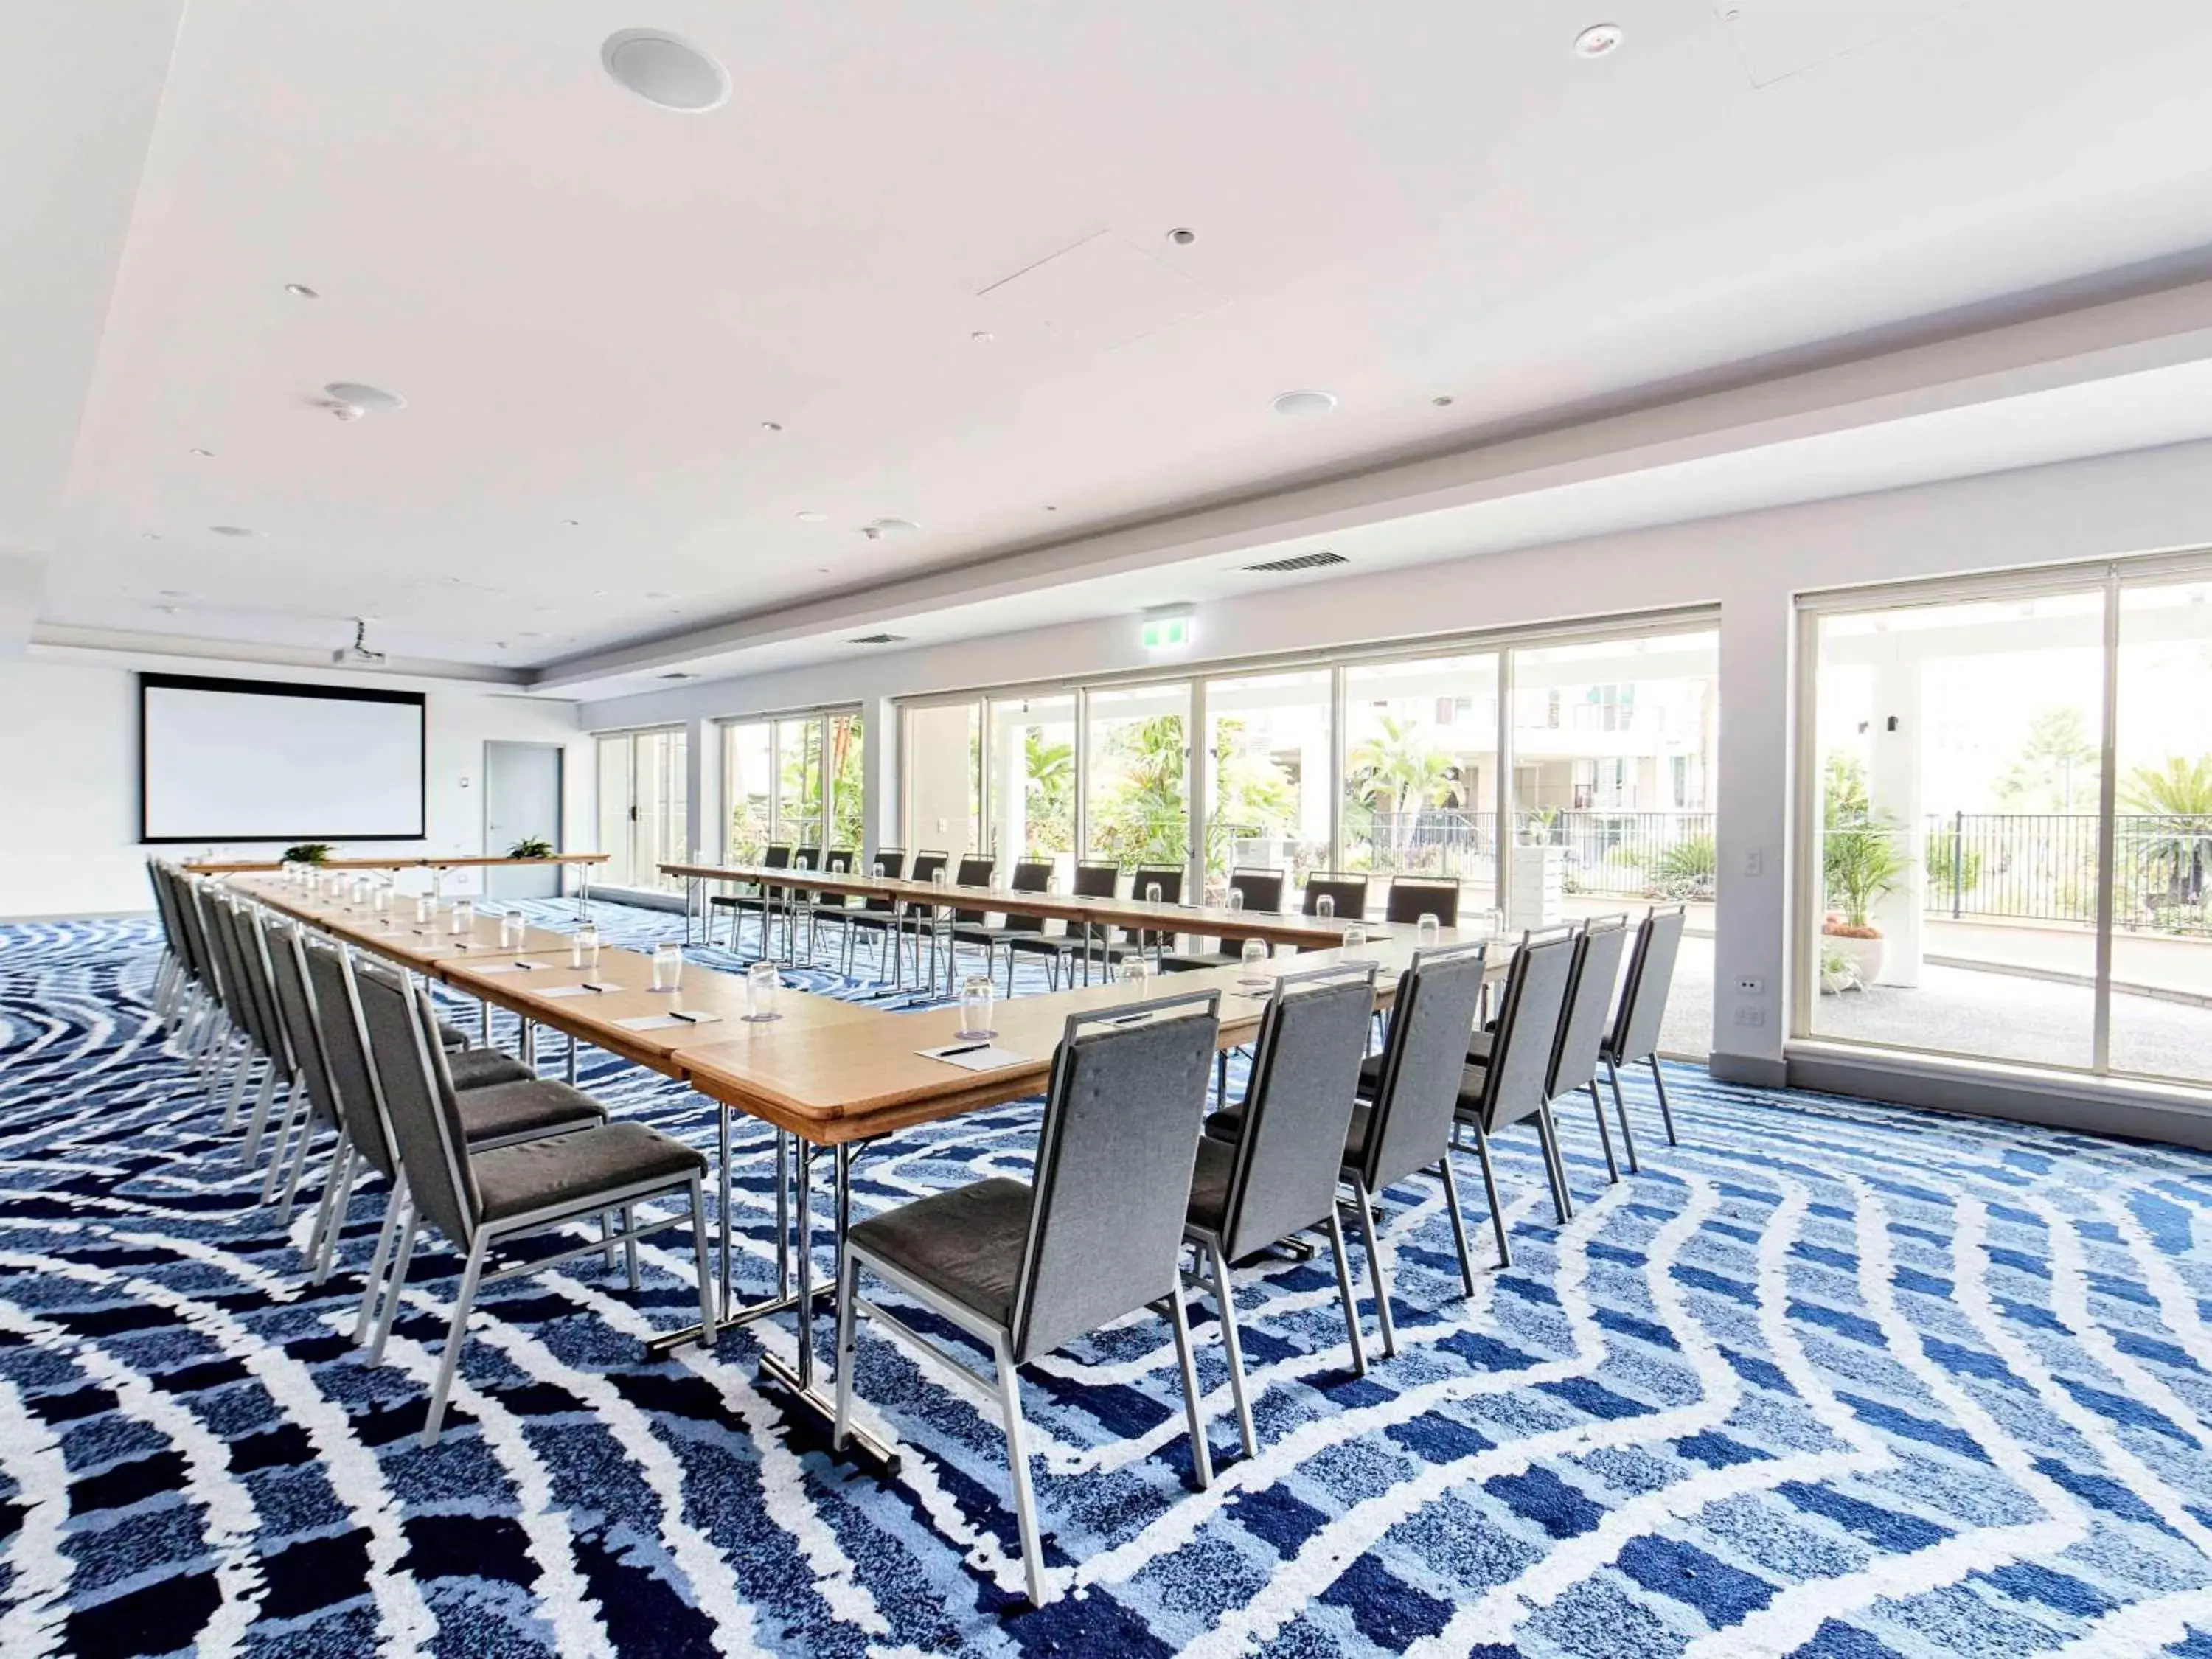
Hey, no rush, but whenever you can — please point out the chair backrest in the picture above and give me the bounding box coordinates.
[145,863,184,964]
[1360,942,1489,1190]
[908,849,949,884]
[1226,867,1287,912]
[1385,877,1461,927]
[1303,874,1368,921]
[1468,929,1578,1134]
[215,900,281,1059]
[764,844,799,900]
[1010,992,1220,1362]
[1218,967,1377,1262]
[1549,917,1630,1099]
[156,866,206,986]
[952,855,997,924]
[1072,860,1121,898]
[261,919,340,1133]
[763,845,793,869]
[183,882,229,1005]
[824,849,855,874]
[301,940,398,1176]
[352,964,480,1245]
[1126,864,1184,947]
[857,849,907,914]
[1004,858,1054,933]
[1608,905,1686,1065]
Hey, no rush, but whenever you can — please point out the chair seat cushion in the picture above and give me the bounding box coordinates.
[474,1121,705,1222]
[1161,950,1237,973]
[1467,1029,1493,1064]
[1207,1104,1373,1167]
[847,1175,1031,1330]
[434,1018,472,1053]
[459,1077,605,1146]
[1005,931,1077,953]
[449,1048,535,1091]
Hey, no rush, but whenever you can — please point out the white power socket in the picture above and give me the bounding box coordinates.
[1733,1006,1766,1026]
[1736,975,1764,996]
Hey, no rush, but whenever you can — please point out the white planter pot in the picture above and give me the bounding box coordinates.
[1825,931,1885,986]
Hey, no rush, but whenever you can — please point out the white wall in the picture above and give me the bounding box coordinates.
[0,658,588,917]
[578,437,2212,1088]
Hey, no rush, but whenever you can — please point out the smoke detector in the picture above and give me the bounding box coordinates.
[331,617,387,666]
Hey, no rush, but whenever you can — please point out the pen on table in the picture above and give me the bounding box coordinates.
[936,1040,989,1056]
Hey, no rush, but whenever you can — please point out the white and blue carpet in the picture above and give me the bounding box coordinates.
[2,903,2211,1658]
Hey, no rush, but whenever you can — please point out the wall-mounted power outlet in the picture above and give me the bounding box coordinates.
[1733,1006,1766,1027]
[1736,975,1764,996]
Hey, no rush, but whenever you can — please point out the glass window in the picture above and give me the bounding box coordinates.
[597,727,687,893]
[987,693,1077,883]
[773,719,824,854]
[1803,590,2104,1071]
[596,736,632,886]
[1202,669,1332,899]
[1342,655,1498,914]
[1084,683,1191,870]
[826,711,866,853]
[904,701,982,858]
[724,721,772,860]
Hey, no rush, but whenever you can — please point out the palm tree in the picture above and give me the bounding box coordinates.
[2121,753,2212,907]
[1023,731,1074,852]
[1349,714,1456,859]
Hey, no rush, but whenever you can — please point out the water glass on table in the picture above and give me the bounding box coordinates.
[1341,923,1368,961]
[956,974,995,1040]
[499,910,526,950]
[571,923,599,972]
[1416,911,1441,949]
[451,899,474,936]
[745,961,780,1021]
[651,940,684,992]
[415,894,435,925]
[1315,892,1335,919]
[1239,938,1270,985]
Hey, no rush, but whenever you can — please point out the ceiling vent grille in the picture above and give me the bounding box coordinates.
[1241,550,1349,574]
[848,632,909,645]
[658,671,699,681]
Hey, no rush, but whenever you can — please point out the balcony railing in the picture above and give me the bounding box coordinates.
[1923,812,2211,931]
[1353,810,1717,897]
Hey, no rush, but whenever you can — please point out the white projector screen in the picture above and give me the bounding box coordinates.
[140,674,427,843]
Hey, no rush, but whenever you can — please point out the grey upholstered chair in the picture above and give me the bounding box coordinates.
[1327,942,1490,1356]
[713,844,790,952]
[894,850,953,981]
[834,990,1223,1604]
[1163,866,1288,971]
[1518,915,1637,1182]
[1005,858,1119,988]
[839,848,908,978]
[1102,863,1185,973]
[1603,905,1688,1147]
[1453,929,1579,1267]
[352,966,715,1447]
[799,848,858,961]
[939,853,1001,982]
[1186,964,1377,1457]
[299,940,594,1334]
[1384,876,1461,928]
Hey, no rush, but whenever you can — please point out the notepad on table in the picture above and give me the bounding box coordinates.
[615,1011,724,1033]
[916,1041,1029,1072]
[537,984,594,1000]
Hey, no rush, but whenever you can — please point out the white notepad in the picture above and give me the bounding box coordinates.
[537,984,594,1000]
[917,1042,1029,1072]
[469,960,548,975]
[615,1011,725,1033]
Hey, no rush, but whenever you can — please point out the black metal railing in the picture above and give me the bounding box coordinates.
[1922,812,2212,931]
[1353,810,1717,898]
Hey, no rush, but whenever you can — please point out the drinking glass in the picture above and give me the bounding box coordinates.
[372,886,392,922]
[1342,923,1368,960]
[352,877,370,905]
[451,899,474,936]
[1239,939,1270,984]
[414,894,434,925]
[956,975,995,1040]
[745,961,780,1021]
[933,866,950,888]
[1315,892,1335,919]
[1124,956,1156,996]
[1145,881,1162,903]
[1417,912,1441,948]
[571,923,599,972]
[500,910,526,950]
[1226,888,1245,912]
[652,940,684,992]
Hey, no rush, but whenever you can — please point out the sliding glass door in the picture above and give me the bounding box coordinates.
[987,692,1077,882]
[1799,559,2212,1089]
[1083,683,1191,871]
[1202,670,1332,899]
[722,708,864,859]
[902,700,982,860]
[1341,653,1500,912]
[595,727,688,892]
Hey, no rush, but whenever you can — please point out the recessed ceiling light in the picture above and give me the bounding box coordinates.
[142,532,161,540]
[795,510,827,523]
[284,282,319,299]
[1166,227,1197,246]
[1043,504,1058,512]
[760,421,784,432]
[562,518,581,527]
[601,29,730,113]
[209,525,255,538]
[970,330,995,343]
[1573,22,1624,58]
[189,448,215,458]
[1433,394,1455,407]
[868,517,921,537]
[1271,389,1338,419]
[323,381,406,413]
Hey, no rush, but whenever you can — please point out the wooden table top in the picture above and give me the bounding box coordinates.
[661,859,1401,950]
[231,873,1505,1142]
[189,852,609,875]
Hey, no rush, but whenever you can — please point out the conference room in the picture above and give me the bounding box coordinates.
[5,6,2212,1656]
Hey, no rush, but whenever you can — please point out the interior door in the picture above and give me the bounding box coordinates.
[484,741,564,898]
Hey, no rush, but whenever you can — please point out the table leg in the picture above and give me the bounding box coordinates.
[756,1136,898,1469]
[718,1107,732,1316]
[523,1019,537,1073]
[642,1123,821,1355]
[577,863,591,922]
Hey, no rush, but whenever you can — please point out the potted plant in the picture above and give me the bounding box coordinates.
[507,837,554,860]
[1822,814,1909,984]
[1818,941,1861,995]
[282,842,333,866]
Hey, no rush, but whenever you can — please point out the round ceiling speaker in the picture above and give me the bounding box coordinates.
[323,382,407,413]
[602,29,730,112]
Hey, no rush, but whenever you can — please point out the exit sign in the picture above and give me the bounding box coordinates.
[1141,611,1194,653]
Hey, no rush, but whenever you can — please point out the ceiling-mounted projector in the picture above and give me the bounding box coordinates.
[332,617,388,666]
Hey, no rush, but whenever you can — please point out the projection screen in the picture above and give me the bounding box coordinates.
[139,673,427,843]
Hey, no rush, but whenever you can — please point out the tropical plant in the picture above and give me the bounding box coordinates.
[506,837,554,859]
[282,842,332,865]
[1651,834,1717,897]
[1089,714,1191,866]
[1023,731,1075,853]
[1349,714,1457,858]
[1821,752,1908,932]
[1996,705,2099,811]
[1922,826,1982,905]
[2121,752,2212,906]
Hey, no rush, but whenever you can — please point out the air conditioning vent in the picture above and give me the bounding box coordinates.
[847,632,909,645]
[658,672,698,681]
[1240,550,1349,574]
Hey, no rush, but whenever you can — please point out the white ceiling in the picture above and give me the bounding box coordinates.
[17,0,2212,688]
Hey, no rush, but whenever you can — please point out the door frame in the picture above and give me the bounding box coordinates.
[482,740,567,894]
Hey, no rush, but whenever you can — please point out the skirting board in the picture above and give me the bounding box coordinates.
[1784,1044,2212,1151]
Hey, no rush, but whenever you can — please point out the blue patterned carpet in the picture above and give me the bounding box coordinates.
[4,903,2212,1658]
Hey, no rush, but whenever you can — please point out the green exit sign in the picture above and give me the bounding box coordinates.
[1141,612,1193,652]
